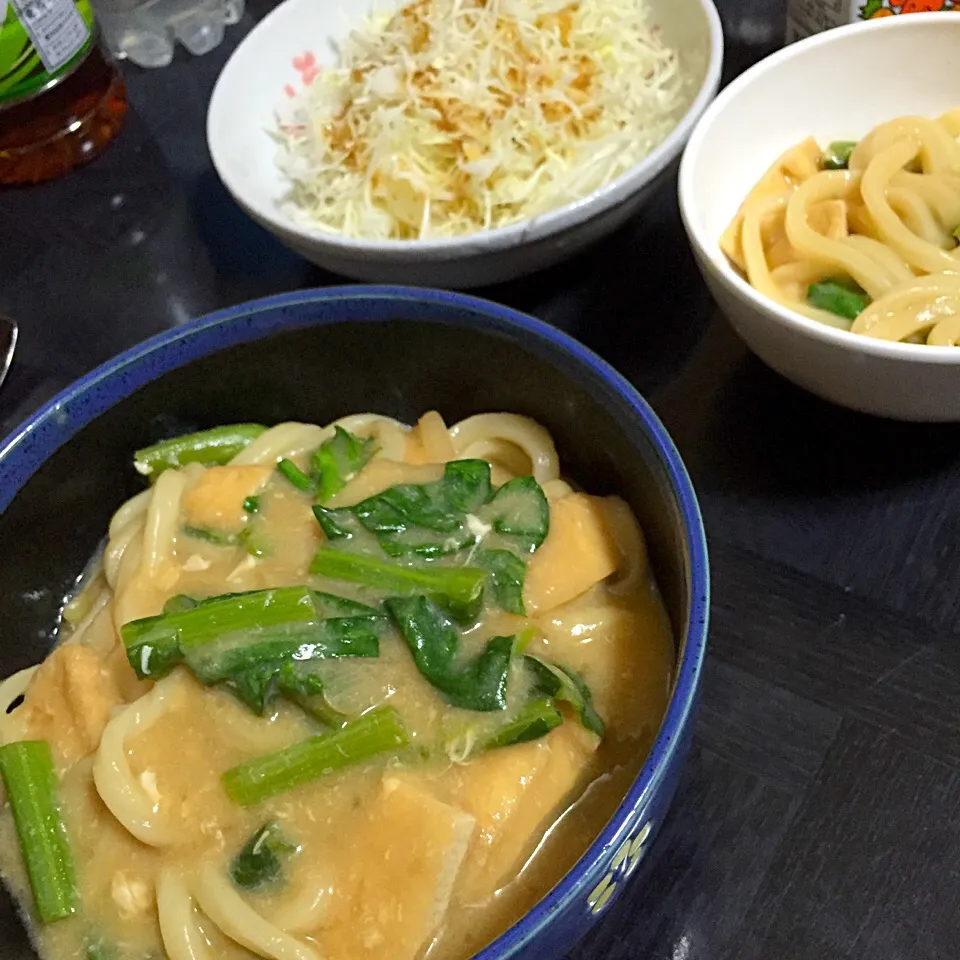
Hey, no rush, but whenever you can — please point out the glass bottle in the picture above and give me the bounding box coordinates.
[0,0,127,185]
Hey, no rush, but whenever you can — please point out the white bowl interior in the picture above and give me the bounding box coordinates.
[684,14,960,275]
[208,0,718,254]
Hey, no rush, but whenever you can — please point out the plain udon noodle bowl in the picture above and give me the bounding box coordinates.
[722,109,960,346]
[0,411,674,960]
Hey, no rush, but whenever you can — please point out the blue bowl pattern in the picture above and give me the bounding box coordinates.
[0,286,709,960]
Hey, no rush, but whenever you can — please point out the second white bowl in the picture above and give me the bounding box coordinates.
[207,0,722,288]
[679,13,960,422]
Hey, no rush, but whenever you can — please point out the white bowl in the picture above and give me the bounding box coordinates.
[679,13,960,422]
[207,0,723,288]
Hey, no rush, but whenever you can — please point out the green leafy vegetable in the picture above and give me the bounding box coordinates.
[222,707,409,806]
[230,822,297,890]
[476,549,527,615]
[526,657,605,738]
[133,424,267,482]
[0,741,78,923]
[385,596,513,711]
[311,549,486,622]
[313,426,378,502]
[483,698,563,751]
[276,428,377,499]
[122,586,385,681]
[344,459,493,557]
[821,140,858,170]
[194,616,381,713]
[808,279,869,321]
[483,476,549,551]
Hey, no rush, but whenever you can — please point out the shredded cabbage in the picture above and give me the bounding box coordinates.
[273,0,688,240]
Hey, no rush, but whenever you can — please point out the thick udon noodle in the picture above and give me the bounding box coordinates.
[722,109,960,345]
[0,412,674,960]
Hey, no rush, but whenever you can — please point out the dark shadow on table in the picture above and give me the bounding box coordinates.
[659,338,960,502]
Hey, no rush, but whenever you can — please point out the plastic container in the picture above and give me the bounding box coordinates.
[0,0,127,184]
[786,0,956,41]
[92,0,244,68]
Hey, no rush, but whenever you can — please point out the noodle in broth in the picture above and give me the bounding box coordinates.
[0,411,674,960]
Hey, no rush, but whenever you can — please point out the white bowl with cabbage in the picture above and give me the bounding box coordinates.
[206,0,722,287]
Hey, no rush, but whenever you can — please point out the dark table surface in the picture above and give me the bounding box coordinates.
[4,1,960,957]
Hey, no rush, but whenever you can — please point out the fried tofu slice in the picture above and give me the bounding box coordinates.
[448,722,598,904]
[19,644,124,766]
[320,777,475,960]
[524,493,621,614]
[181,465,271,533]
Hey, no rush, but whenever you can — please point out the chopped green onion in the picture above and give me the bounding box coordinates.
[230,822,297,890]
[808,279,869,321]
[133,424,266,482]
[243,495,262,514]
[483,698,563,751]
[310,549,486,622]
[0,741,78,923]
[222,708,409,806]
[821,141,857,170]
[276,459,315,493]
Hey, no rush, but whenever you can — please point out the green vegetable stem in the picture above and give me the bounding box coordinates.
[310,549,486,622]
[122,586,384,684]
[222,707,409,805]
[0,741,78,923]
[133,424,267,482]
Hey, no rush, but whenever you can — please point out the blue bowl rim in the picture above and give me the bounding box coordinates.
[0,285,709,957]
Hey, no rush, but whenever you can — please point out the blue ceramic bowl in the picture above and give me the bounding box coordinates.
[0,286,708,960]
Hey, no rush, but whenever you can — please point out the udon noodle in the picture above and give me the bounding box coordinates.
[0,411,674,960]
[722,109,960,345]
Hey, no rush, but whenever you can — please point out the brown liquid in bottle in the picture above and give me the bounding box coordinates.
[0,42,127,186]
